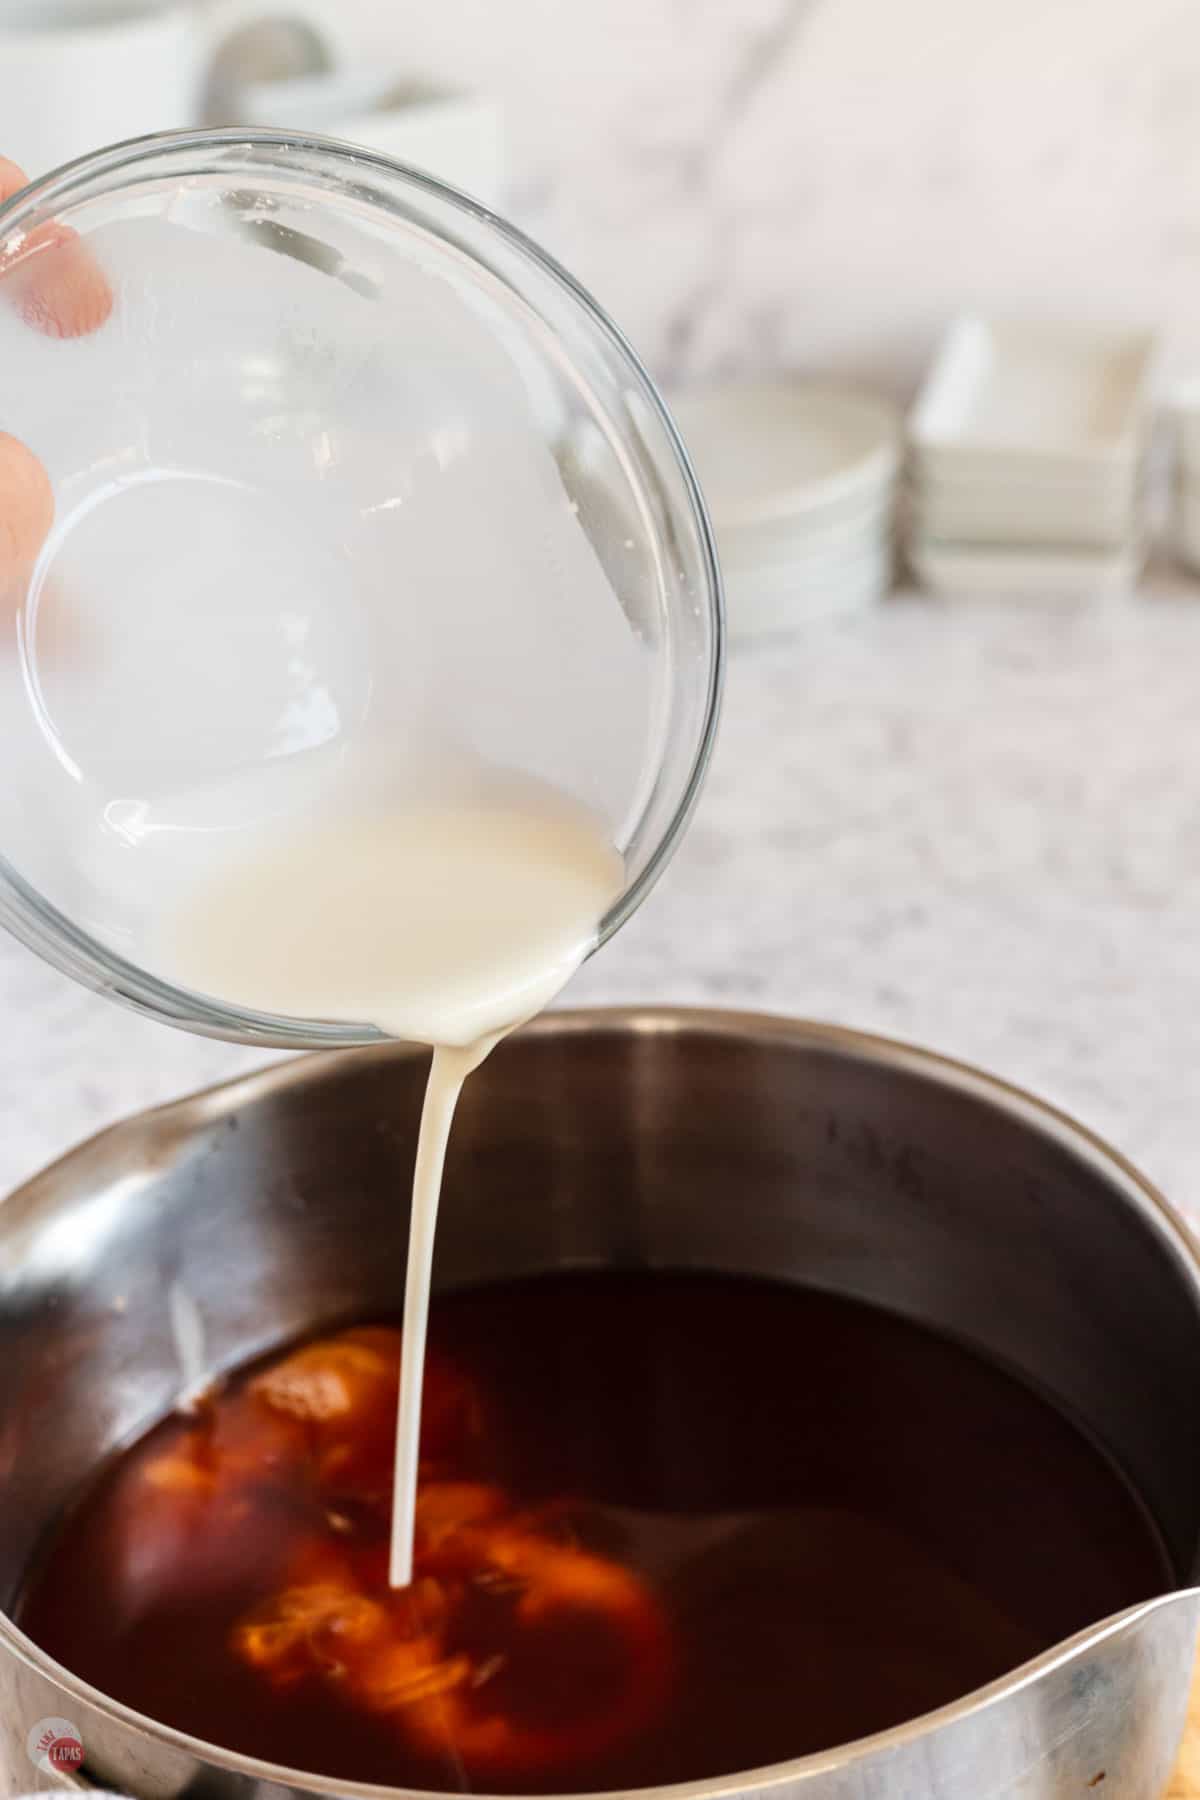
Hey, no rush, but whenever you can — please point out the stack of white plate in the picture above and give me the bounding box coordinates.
[907,317,1157,598]
[670,380,900,641]
[1171,384,1200,574]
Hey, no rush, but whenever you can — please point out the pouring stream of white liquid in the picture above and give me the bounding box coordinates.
[154,778,624,1586]
[391,1038,493,1586]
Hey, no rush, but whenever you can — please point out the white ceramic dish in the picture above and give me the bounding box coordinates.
[726,550,892,600]
[329,87,505,208]
[670,379,900,529]
[908,480,1141,549]
[235,66,397,130]
[726,538,893,636]
[909,535,1143,600]
[720,527,893,585]
[231,73,506,206]
[910,455,1141,506]
[0,0,209,176]
[719,505,893,570]
[712,522,892,583]
[910,453,1144,496]
[911,315,1158,476]
[728,567,887,639]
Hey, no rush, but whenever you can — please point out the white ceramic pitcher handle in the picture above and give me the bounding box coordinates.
[196,2,348,126]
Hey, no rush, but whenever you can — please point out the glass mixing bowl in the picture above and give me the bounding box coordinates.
[0,128,722,1048]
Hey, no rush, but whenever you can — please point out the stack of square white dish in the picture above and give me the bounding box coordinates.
[1171,384,1200,574]
[908,317,1157,598]
[670,380,900,642]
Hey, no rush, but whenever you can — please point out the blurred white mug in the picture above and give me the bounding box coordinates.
[0,2,335,180]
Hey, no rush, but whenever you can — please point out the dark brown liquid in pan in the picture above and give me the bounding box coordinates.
[19,1273,1169,1793]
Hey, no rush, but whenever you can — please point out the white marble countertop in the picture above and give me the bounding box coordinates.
[4,590,1200,1225]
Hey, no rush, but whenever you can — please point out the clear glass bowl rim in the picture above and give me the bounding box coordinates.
[0,125,724,1049]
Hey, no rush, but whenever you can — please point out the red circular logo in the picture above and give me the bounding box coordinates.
[47,1734,84,1770]
[27,1718,85,1775]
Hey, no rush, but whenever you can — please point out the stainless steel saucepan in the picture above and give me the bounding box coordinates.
[1,1008,1198,1798]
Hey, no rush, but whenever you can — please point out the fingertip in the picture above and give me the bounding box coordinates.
[0,159,29,206]
[11,224,113,339]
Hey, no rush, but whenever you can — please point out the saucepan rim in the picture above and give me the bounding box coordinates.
[2,1005,1198,1797]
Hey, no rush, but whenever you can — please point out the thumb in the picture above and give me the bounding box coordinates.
[0,156,113,591]
[0,429,53,594]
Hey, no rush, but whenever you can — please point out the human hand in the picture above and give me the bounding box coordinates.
[0,157,112,589]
